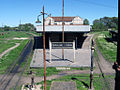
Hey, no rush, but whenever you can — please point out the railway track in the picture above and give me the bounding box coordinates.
[94,39,115,90]
[0,38,33,90]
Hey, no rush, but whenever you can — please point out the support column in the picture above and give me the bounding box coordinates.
[49,37,52,63]
[73,40,75,63]
[76,37,77,49]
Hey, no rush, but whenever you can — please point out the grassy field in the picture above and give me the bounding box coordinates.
[0,31,34,73]
[0,31,33,54]
[93,31,117,63]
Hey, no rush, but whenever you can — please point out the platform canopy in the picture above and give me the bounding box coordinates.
[36,25,90,33]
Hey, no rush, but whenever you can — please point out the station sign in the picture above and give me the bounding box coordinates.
[52,42,73,49]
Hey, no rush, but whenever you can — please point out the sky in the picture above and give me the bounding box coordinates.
[0,0,118,27]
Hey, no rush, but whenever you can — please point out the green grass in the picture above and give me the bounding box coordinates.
[36,74,108,90]
[0,31,33,74]
[26,31,41,36]
[0,40,29,74]
[24,67,62,77]
[95,31,117,62]
[24,66,90,77]
[0,31,32,39]
[0,42,15,54]
[71,67,90,70]
[0,31,33,54]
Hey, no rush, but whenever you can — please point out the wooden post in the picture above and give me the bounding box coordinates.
[62,0,64,60]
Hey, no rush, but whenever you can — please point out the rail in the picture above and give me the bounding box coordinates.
[0,37,34,90]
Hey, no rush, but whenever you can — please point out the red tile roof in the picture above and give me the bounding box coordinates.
[51,17,75,22]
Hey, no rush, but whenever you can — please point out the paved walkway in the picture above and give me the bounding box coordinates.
[30,34,93,68]
[0,43,20,59]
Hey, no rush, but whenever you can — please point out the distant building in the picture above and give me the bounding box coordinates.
[45,16,83,25]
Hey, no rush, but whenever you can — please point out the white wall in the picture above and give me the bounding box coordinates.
[72,16,83,24]
[36,25,90,32]
[45,17,54,25]
[45,16,83,25]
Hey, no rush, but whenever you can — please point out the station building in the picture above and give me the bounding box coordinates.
[31,16,91,67]
[36,16,90,49]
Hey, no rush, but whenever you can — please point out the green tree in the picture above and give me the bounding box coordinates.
[3,25,10,31]
[83,19,89,25]
[92,19,106,30]
[18,23,35,31]
[92,17,118,30]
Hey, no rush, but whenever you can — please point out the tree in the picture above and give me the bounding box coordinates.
[3,25,10,31]
[18,23,35,31]
[92,17,118,30]
[92,19,106,30]
[83,19,89,25]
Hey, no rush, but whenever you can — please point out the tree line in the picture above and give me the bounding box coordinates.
[83,17,118,31]
[92,17,118,31]
[0,23,35,31]
[0,16,118,31]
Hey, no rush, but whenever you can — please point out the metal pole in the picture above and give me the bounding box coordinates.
[62,0,64,60]
[76,37,77,49]
[73,40,75,63]
[49,37,52,63]
[90,40,94,89]
[113,0,120,90]
[43,6,47,90]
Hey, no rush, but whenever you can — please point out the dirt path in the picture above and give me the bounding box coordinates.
[0,43,20,59]
[94,46,115,74]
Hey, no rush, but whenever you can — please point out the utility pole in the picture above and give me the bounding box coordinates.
[35,6,47,90]
[43,6,47,90]
[62,0,64,60]
[113,0,120,90]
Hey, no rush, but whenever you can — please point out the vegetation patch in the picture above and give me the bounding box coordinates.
[24,67,62,77]
[95,31,117,62]
[24,66,90,77]
[0,42,15,54]
[0,31,32,74]
[0,31,33,54]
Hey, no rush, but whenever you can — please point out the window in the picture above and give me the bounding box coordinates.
[54,23,57,25]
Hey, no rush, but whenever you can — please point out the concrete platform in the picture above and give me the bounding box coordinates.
[30,34,93,68]
[30,49,91,67]
[50,81,77,90]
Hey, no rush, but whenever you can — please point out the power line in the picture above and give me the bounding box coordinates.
[74,0,117,9]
